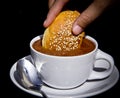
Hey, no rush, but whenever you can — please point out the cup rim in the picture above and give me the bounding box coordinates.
[30,34,98,58]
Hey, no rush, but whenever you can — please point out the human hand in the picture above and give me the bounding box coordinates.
[43,0,113,35]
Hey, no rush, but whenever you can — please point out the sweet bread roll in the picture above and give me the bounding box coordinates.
[42,10,85,51]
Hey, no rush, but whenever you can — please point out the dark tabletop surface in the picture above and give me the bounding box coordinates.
[3,0,120,97]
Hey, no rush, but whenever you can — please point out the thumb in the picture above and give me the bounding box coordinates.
[72,1,106,35]
[72,11,94,35]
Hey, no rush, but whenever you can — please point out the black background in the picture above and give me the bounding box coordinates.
[4,0,120,97]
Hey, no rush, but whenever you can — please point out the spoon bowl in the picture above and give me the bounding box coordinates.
[15,57,47,98]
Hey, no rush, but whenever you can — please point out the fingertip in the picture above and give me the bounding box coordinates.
[43,20,47,27]
[73,25,83,35]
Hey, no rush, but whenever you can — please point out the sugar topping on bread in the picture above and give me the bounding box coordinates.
[42,10,85,51]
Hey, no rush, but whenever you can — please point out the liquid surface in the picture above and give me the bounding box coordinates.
[32,38,95,56]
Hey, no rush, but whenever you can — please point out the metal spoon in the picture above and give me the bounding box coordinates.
[15,57,48,98]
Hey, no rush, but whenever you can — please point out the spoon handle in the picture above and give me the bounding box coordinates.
[29,86,48,98]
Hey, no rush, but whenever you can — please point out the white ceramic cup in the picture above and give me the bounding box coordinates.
[30,35,114,89]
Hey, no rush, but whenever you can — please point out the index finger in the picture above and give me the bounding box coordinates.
[43,0,69,27]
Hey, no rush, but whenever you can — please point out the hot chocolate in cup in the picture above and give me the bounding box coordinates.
[30,34,114,89]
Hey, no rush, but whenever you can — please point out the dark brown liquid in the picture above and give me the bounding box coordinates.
[32,38,95,56]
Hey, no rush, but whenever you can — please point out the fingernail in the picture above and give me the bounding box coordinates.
[73,25,83,35]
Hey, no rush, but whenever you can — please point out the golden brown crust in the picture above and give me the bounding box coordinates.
[42,10,85,51]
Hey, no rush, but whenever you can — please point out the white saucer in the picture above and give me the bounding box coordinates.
[10,55,119,98]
